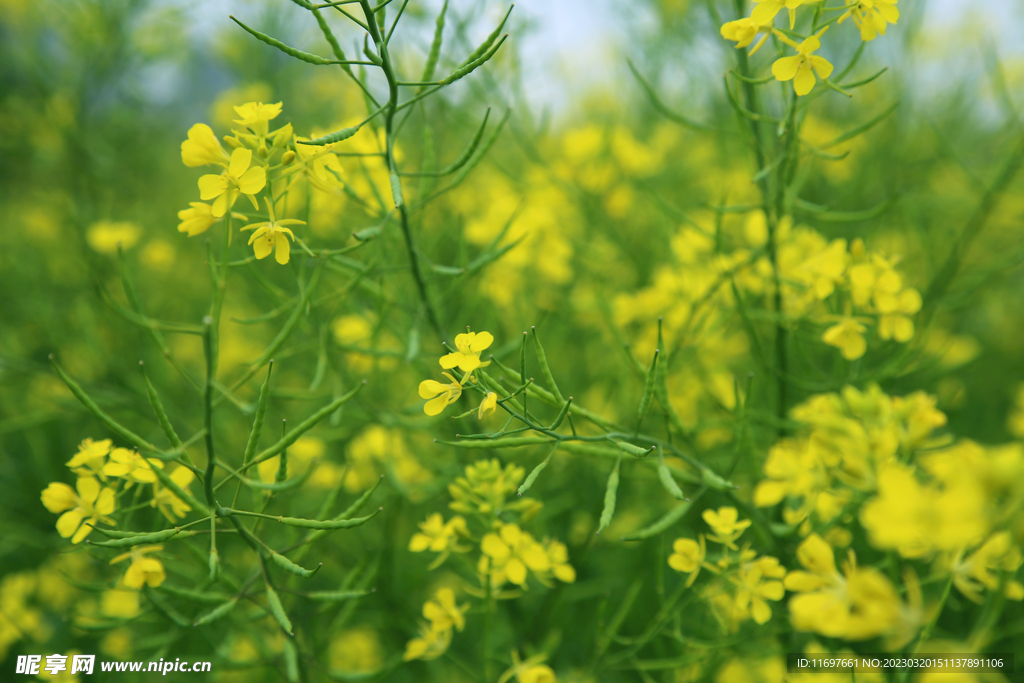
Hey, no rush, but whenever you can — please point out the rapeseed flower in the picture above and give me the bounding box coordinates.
[408,513,469,553]
[181,123,229,167]
[822,317,867,360]
[422,588,468,632]
[703,507,752,549]
[233,101,283,137]
[241,199,303,264]
[418,372,465,416]
[720,17,772,54]
[481,523,551,587]
[668,535,706,586]
[65,437,112,479]
[40,477,115,544]
[102,447,162,487]
[110,545,165,589]
[733,561,786,624]
[771,28,834,96]
[478,391,498,419]
[176,202,218,236]
[151,466,194,521]
[197,147,266,217]
[839,0,899,41]
[751,0,815,29]
[440,330,493,372]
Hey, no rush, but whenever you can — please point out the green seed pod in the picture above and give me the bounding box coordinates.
[298,124,363,147]
[144,586,190,628]
[440,34,508,86]
[440,108,491,174]
[338,475,384,520]
[701,467,738,491]
[193,597,238,626]
[230,16,332,65]
[657,454,687,501]
[596,455,621,535]
[549,396,573,430]
[363,34,383,65]
[158,584,231,604]
[265,584,293,636]
[311,7,351,74]
[140,361,183,450]
[420,0,448,85]
[270,551,321,579]
[614,441,654,458]
[208,548,220,582]
[637,349,659,425]
[389,172,403,208]
[437,436,551,449]
[305,589,372,602]
[517,443,558,496]
[274,509,380,530]
[87,527,181,548]
[284,639,299,683]
[458,4,512,67]
[519,330,528,383]
[531,326,564,404]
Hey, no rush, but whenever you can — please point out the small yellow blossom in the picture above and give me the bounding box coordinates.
[110,545,165,589]
[703,507,752,548]
[408,513,469,553]
[440,330,494,372]
[733,562,786,624]
[151,466,194,521]
[839,0,899,41]
[422,588,468,632]
[233,101,283,137]
[403,622,451,661]
[418,372,465,416]
[197,147,266,217]
[65,437,112,478]
[102,447,162,487]
[481,523,551,587]
[949,532,1024,604]
[181,123,229,167]
[751,0,815,29]
[668,535,706,586]
[544,539,577,584]
[176,202,217,236]
[720,17,772,53]
[877,288,921,342]
[478,391,498,419]
[241,199,303,265]
[771,28,834,96]
[822,317,867,360]
[86,220,141,254]
[41,477,115,544]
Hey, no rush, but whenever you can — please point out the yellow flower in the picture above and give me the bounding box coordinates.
[403,622,451,661]
[181,123,229,167]
[197,147,266,218]
[702,507,752,548]
[771,28,834,96]
[65,437,112,478]
[478,391,498,419]
[422,588,468,632]
[839,0,898,41]
[241,199,302,265]
[751,0,815,29]
[668,535,706,586]
[498,651,557,683]
[86,220,141,254]
[176,202,217,236]
[481,523,551,587]
[100,585,140,619]
[544,539,577,584]
[102,447,163,487]
[110,545,165,589]
[784,534,899,639]
[733,561,786,624]
[877,288,921,342]
[720,17,772,53]
[233,101,283,137]
[408,513,469,553]
[949,532,1024,603]
[40,477,115,544]
[418,372,465,416]
[440,330,494,372]
[151,466,194,521]
[822,317,867,360]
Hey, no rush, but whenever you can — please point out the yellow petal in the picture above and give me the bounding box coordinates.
[439,352,462,369]
[481,534,510,562]
[469,331,494,352]
[95,487,116,515]
[228,147,252,177]
[252,231,274,260]
[751,0,781,25]
[419,379,447,399]
[198,174,226,201]
[424,393,450,416]
[56,509,85,538]
[77,476,100,503]
[238,166,267,195]
[506,558,528,585]
[274,231,291,264]
[772,55,801,82]
[810,55,834,80]
[41,482,78,513]
[793,65,817,96]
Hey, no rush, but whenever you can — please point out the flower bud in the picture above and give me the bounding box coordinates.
[223,135,243,150]
[281,150,296,165]
[257,144,269,158]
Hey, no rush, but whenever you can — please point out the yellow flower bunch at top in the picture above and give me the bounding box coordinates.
[480,523,576,588]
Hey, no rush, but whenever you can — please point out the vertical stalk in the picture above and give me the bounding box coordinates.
[732,0,789,431]
[359,0,444,342]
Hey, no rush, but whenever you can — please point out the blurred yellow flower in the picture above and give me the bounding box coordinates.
[481,523,551,587]
[720,17,772,53]
[151,466,194,521]
[822,317,867,360]
[65,437,111,478]
[110,545,165,589]
[102,447,162,487]
[233,101,283,137]
[176,202,217,236]
[408,513,469,553]
[668,536,706,586]
[422,588,468,632]
[86,220,141,254]
[751,0,815,28]
[703,507,751,548]
[839,0,898,41]
[478,391,498,419]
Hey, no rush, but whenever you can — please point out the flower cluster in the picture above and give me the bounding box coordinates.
[39,437,194,543]
[178,101,340,264]
[407,459,575,661]
[669,507,786,627]
[403,588,469,661]
[418,330,496,417]
[721,0,899,96]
